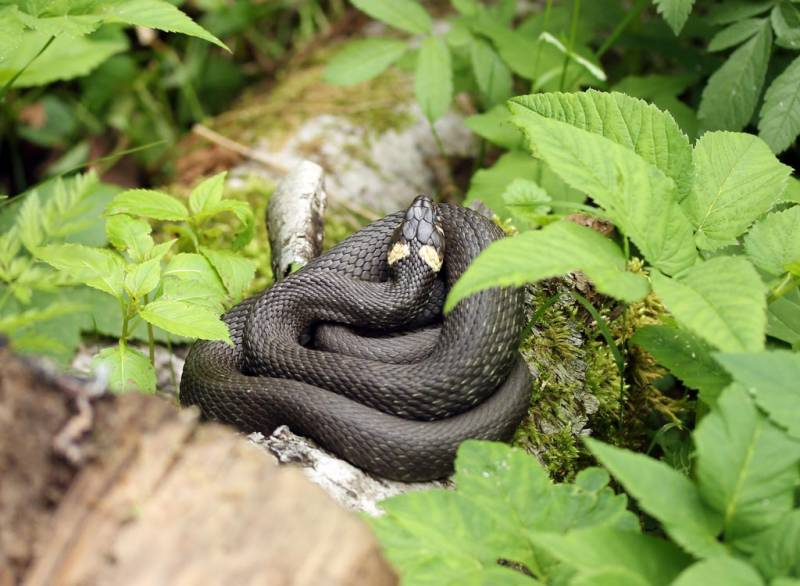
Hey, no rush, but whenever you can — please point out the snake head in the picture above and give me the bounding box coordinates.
[388,195,445,272]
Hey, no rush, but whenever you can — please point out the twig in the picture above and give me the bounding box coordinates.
[192,124,289,174]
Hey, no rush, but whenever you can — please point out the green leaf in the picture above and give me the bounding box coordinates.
[415,36,452,123]
[710,1,773,24]
[529,528,691,585]
[17,191,43,252]
[708,18,766,52]
[537,33,607,83]
[99,0,227,50]
[698,20,772,131]
[716,350,800,440]
[324,38,408,86]
[586,438,725,558]
[631,325,731,404]
[694,385,800,543]
[771,2,800,49]
[653,0,696,35]
[105,214,153,261]
[672,557,765,586]
[188,172,226,216]
[464,105,521,150]
[145,238,176,262]
[124,258,161,299]
[35,243,125,299]
[199,246,256,303]
[752,510,800,580]
[651,257,766,353]
[139,299,231,343]
[197,198,255,249]
[160,278,224,314]
[445,221,650,312]
[744,207,800,277]
[509,104,697,275]
[106,189,189,221]
[502,178,551,229]
[767,288,800,346]
[162,253,225,295]
[91,343,156,394]
[469,38,512,108]
[509,90,694,200]
[0,31,127,88]
[683,132,791,250]
[350,0,432,34]
[758,54,800,154]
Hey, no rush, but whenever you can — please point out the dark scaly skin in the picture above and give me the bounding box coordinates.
[180,200,532,481]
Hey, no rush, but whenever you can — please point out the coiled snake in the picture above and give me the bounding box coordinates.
[179,196,532,481]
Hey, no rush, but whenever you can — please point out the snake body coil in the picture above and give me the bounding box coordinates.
[180,197,532,481]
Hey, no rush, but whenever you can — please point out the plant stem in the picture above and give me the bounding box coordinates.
[145,294,156,365]
[596,0,649,59]
[559,0,581,92]
[768,274,798,303]
[429,121,446,157]
[0,35,55,102]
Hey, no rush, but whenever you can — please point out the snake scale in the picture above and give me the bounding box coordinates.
[179,196,532,481]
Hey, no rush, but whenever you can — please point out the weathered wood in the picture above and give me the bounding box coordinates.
[0,346,396,586]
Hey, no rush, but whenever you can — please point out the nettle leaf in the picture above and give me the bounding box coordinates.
[744,206,800,277]
[758,54,800,154]
[160,278,224,314]
[470,38,512,108]
[709,18,766,52]
[124,258,161,299]
[464,105,521,150]
[350,0,431,35]
[91,343,156,394]
[710,0,773,25]
[631,324,731,404]
[188,172,225,216]
[586,438,725,558]
[752,510,800,580]
[0,31,127,88]
[324,38,408,86]
[716,350,800,440]
[767,288,800,346]
[139,299,231,343]
[105,214,153,261]
[684,132,791,250]
[199,246,256,303]
[510,90,694,200]
[106,189,189,221]
[162,253,225,295]
[698,20,772,132]
[694,385,800,544]
[146,238,176,262]
[653,0,696,35]
[510,105,697,275]
[445,221,650,312]
[36,243,125,299]
[771,1,800,49]
[530,528,691,586]
[415,36,452,123]
[17,191,44,252]
[651,257,766,353]
[501,178,551,229]
[672,556,765,586]
[99,0,227,49]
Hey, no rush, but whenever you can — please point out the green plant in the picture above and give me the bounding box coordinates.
[374,351,800,584]
[30,171,255,392]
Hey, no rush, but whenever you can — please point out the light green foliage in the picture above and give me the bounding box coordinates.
[653,0,696,35]
[470,37,513,108]
[673,557,765,586]
[91,343,156,394]
[716,351,800,440]
[744,207,800,278]
[758,54,800,154]
[768,288,800,347]
[684,132,790,250]
[697,20,772,132]
[708,18,766,52]
[323,39,408,86]
[371,441,637,584]
[349,0,431,35]
[415,37,453,123]
[631,325,731,404]
[445,220,650,312]
[501,178,551,229]
[650,257,766,353]
[0,0,225,88]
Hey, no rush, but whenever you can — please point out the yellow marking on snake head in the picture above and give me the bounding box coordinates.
[419,245,443,272]
[388,242,411,265]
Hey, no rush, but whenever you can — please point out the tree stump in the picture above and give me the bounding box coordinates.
[0,344,396,585]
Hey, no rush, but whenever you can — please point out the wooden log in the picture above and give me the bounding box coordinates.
[0,345,396,586]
